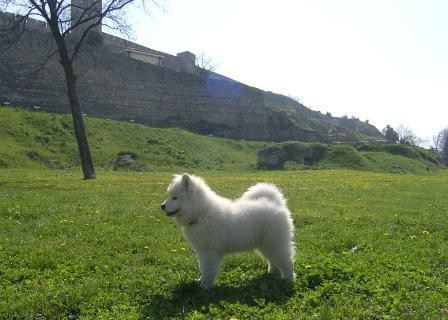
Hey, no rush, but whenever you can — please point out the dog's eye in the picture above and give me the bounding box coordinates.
[172,196,178,200]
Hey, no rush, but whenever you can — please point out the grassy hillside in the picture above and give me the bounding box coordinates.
[0,107,265,171]
[264,91,383,141]
[0,170,447,319]
[0,107,444,175]
[258,142,444,175]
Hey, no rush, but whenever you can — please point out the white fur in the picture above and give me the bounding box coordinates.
[161,173,296,289]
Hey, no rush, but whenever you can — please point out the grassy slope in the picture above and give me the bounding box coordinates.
[278,143,444,175]
[0,170,447,319]
[0,107,265,171]
[1,107,445,176]
[264,92,382,142]
[320,147,443,175]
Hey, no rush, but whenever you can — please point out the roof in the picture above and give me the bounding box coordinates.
[120,47,164,58]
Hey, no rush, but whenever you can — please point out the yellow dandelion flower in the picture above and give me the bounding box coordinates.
[60,242,66,246]
[230,316,238,320]
[411,235,418,240]
[144,246,150,250]
[342,251,350,255]
[95,209,100,214]
[156,219,161,222]
[384,232,389,236]
[422,230,430,235]
[180,247,187,251]
[170,249,177,253]
[304,265,312,269]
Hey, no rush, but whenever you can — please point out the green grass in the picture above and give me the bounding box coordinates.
[321,146,443,175]
[1,106,445,176]
[260,142,444,175]
[0,107,265,171]
[1,169,447,319]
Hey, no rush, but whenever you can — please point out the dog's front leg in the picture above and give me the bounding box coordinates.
[197,251,221,290]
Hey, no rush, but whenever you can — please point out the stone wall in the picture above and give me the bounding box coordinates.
[0,12,383,142]
[97,32,196,74]
[0,11,196,75]
[0,18,272,140]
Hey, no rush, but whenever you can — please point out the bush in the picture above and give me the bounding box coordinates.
[257,145,286,169]
[257,142,328,169]
[309,143,328,163]
[325,145,366,169]
[281,142,312,163]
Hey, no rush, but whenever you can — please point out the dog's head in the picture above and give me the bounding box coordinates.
[161,173,204,225]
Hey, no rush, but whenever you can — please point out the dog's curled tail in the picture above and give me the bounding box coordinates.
[241,183,288,208]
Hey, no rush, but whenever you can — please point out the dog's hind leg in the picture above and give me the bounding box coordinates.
[276,258,295,282]
[197,251,221,290]
[259,243,295,282]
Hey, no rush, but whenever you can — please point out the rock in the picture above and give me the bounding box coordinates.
[115,154,136,167]
[25,151,39,159]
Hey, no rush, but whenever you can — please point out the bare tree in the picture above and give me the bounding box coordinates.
[432,129,447,152]
[432,134,440,152]
[0,0,156,179]
[195,53,216,80]
[396,125,417,146]
[434,127,448,166]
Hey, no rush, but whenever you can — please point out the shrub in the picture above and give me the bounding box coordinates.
[257,142,328,169]
[257,145,286,169]
[325,145,366,169]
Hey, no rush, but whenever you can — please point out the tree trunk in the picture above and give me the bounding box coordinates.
[63,62,96,179]
[57,50,96,179]
[38,3,96,179]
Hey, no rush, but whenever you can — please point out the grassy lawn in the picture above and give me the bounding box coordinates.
[0,169,447,319]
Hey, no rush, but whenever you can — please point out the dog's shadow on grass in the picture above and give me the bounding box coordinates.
[140,274,294,319]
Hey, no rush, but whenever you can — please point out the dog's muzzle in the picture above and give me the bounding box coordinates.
[161,203,179,217]
[165,209,179,217]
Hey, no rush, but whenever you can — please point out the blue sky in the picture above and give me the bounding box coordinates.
[126,0,447,144]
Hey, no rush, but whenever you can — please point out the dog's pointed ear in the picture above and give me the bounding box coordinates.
[181,173,190,190]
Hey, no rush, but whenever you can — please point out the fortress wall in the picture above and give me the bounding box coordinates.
[0,11,15,23]
[101,33,164,55]
[0,11,48,32]
[100,33,196,74]
[0,13,379,141]
[73,47,269,139]
[0,26,273,140]
[25,17,48,31]
[0,12,196,75]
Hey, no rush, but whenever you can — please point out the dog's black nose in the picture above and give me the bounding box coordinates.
[161,204,166,210]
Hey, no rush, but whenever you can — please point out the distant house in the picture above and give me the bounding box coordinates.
[120,47,163,66]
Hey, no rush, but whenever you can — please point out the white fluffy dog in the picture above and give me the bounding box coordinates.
[161,173,296,289]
